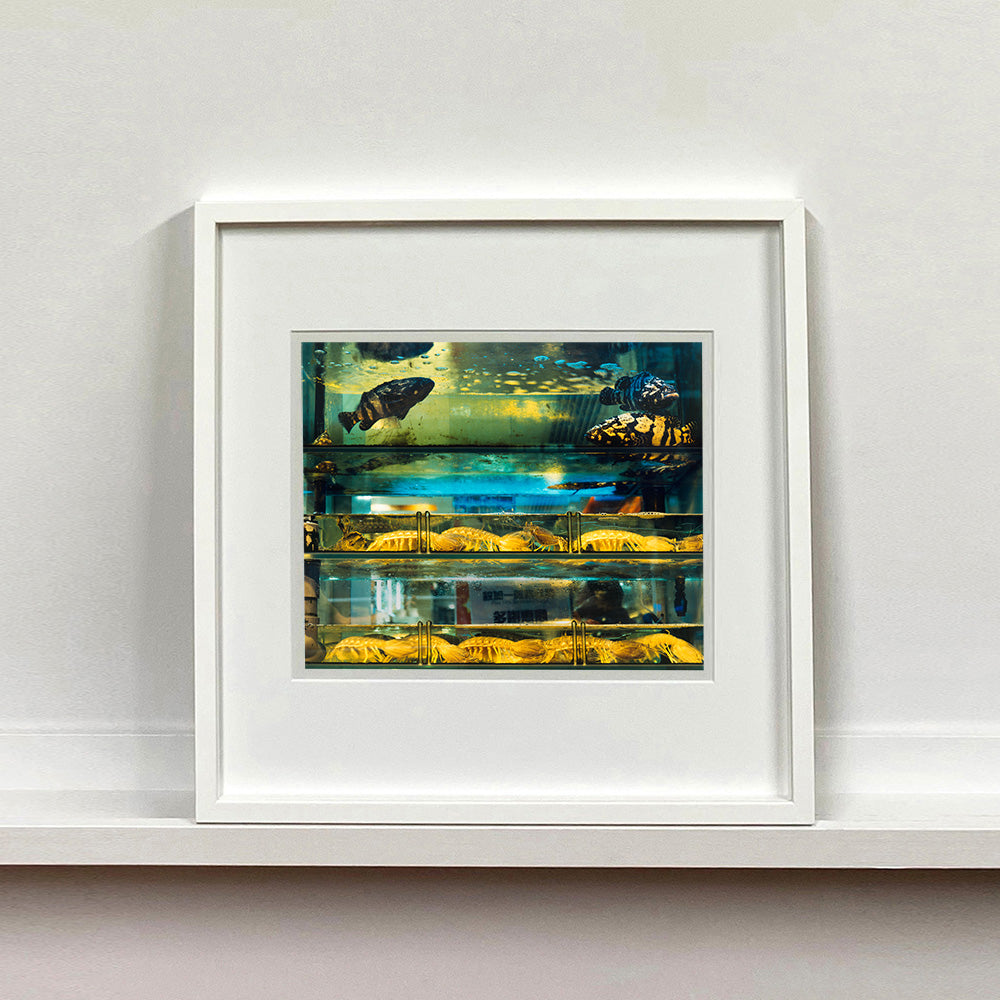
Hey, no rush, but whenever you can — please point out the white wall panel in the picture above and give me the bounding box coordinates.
[1,0,997,986]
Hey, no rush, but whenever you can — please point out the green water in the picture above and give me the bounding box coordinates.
[303,340,702,449]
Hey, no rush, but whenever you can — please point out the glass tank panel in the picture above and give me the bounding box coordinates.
[307,557,703,627]
[304,448,701,509]
[303,341,702,447]
[300,338,706,670]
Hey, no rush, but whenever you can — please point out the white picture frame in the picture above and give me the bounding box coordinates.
[194,199,813,825]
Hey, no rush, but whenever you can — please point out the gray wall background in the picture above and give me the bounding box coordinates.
[2,868,1000,999]
[2,1,999,996]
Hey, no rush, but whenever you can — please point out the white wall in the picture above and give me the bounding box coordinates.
[2,0,999,994]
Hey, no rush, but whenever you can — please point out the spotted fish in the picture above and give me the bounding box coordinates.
[338,377,435,433]
[584,411,698,449]
[599,371,679,415]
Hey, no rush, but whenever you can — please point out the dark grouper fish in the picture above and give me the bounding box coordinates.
[356,342,434,362]
[338,377,435,433]
[599,371,679,416]
[584,411,698,449]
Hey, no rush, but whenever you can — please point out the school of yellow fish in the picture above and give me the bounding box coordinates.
[323,631,703,665]
[333,525,703,554]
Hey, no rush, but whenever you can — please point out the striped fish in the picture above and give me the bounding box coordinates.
[338,377,435,433]
[584,411,698,450]
[598,371,678,415]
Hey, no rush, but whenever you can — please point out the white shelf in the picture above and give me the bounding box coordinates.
[3,733,998,865]
[3,791,1000,867]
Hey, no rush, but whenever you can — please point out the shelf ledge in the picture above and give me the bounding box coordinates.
[3,792,1000,867]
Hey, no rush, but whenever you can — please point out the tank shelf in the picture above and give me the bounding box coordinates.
[305,445,703,454]
[302,445,701,475]
[304,447,702,499]
[305,553,702,582]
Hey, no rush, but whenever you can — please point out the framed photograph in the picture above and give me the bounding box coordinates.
[194,199,813,825]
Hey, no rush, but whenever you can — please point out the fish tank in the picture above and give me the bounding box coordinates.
[301,339,706,668]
